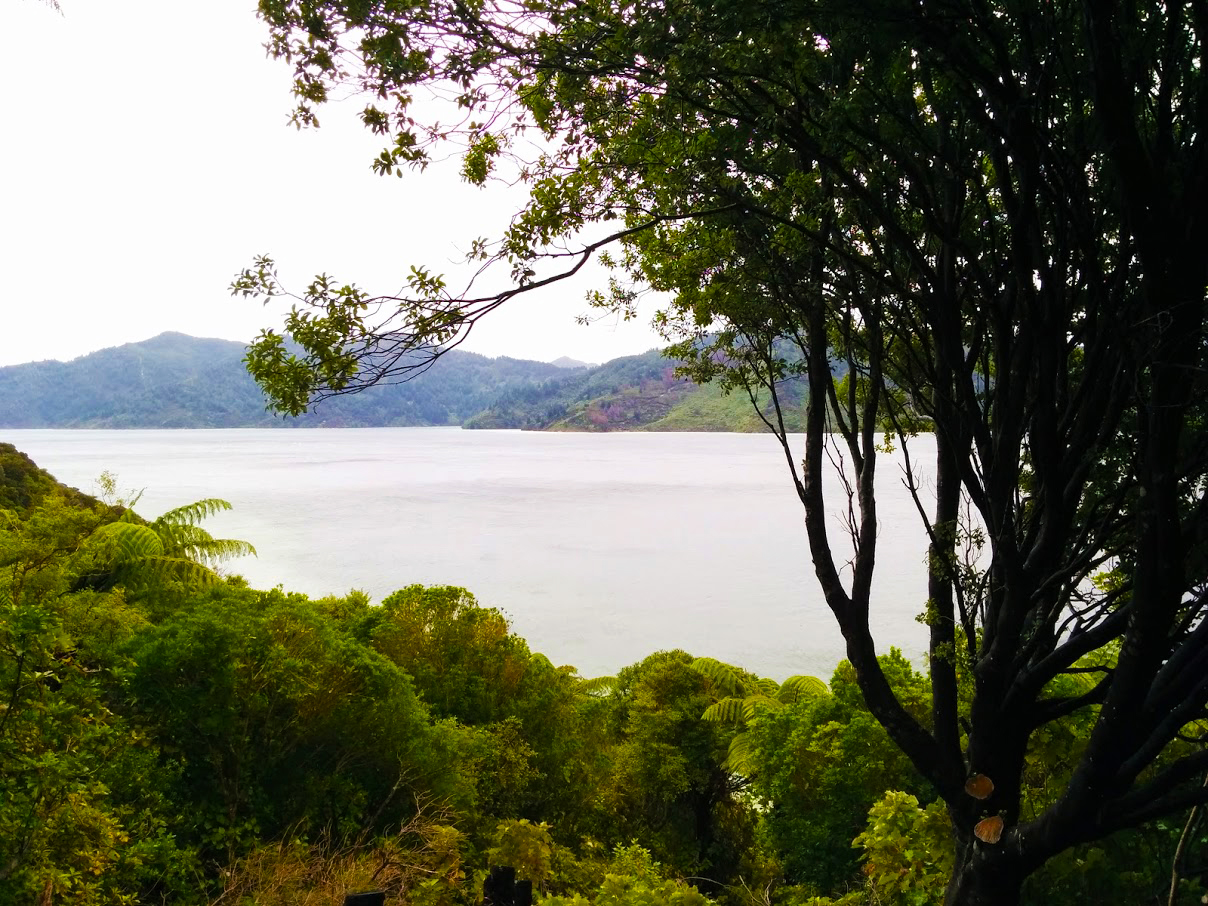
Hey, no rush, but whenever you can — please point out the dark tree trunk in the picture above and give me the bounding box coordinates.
[944,845,1025,906]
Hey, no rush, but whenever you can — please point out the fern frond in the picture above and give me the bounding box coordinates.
[703,697,748,723]
[191,538,257,565]
[778,675,829,704]
[119,555,223,588]
[689,657,744,697]
[149,522,256,564]
[92,523,165,562]
[154,498,234,527]
[180,535,257,565]
[724,732,759,777]
[579,675,618,697]
[152,522,202,552]
[744,696,784,721]
[754,676,780,698]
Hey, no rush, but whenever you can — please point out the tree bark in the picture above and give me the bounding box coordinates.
[944,845,1025,906]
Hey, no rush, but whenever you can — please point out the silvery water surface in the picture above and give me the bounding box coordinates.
[4,428,936,681]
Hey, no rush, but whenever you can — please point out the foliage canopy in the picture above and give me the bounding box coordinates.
[4,447,1207,903]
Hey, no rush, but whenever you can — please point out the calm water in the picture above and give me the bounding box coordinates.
[3,429,934,680]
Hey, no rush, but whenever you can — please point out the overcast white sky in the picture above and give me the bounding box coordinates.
[0,0,665,367]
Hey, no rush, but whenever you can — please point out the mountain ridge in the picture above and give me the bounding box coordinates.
[0,333,805,432]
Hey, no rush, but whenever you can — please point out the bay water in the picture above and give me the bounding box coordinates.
[3,428,935,681]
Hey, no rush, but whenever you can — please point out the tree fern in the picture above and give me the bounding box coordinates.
[691,658,830,778]
[79,498,255,592]
[778,675,829,704]
[688,657,745,698]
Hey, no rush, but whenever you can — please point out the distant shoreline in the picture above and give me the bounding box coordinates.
[0,332,803,433]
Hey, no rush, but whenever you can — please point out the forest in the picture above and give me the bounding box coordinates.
[9,0,1208,902]
[1,443,1203,906]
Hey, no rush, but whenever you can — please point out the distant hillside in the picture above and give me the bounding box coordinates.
[464,348,809,432]
[549,356,595,369]
[0,333,812,431]
[0,333,571,428]
[0,333,258,428]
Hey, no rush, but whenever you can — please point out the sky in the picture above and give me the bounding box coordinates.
[0,0,665,367]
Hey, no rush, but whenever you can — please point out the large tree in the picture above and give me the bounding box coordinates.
[235,1,1208,903]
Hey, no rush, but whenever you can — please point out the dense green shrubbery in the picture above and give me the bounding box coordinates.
[0,459,1199,905]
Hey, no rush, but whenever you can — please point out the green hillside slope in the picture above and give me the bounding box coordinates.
[645,382,806,432]
[466,348,809,432]
[0,334,811,431]
[0,334,571,428]
[0,443,101,511]
[0,333,261,428]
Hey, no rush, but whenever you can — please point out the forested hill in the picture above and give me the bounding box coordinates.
[0,443,101,511]
[464,348,809,432]
[0,332,807,430]
[0,333,575,428]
